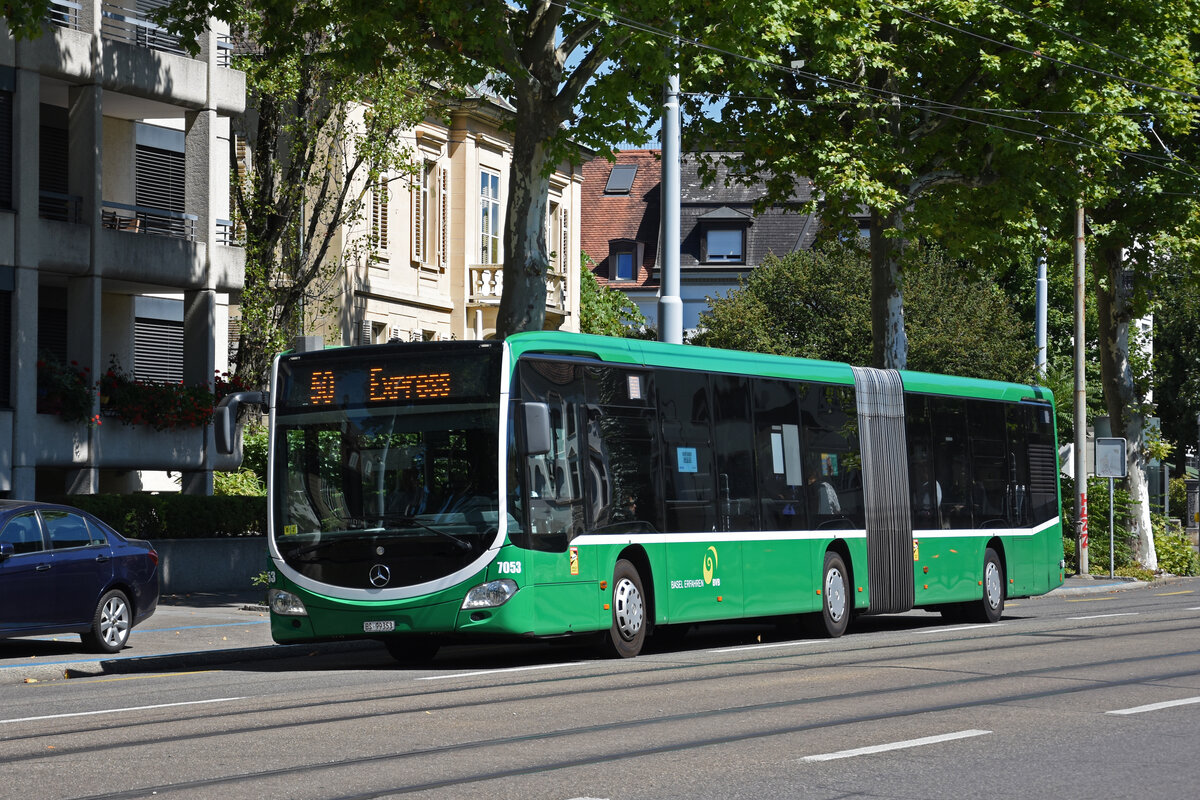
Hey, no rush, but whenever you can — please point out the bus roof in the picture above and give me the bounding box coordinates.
[504,331,1053,406]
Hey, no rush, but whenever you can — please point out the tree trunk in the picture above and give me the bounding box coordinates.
[868,208,908,370]
[1094,244,1157,570]
[495,102,558,338]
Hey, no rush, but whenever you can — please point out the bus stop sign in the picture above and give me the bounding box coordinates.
[1095,438,1127,479]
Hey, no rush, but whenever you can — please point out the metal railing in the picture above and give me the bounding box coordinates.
[469,265,567,312]
[39,191,82,223]
[216,218,243,247]
[46,0,81,30]
[102,200,197,241]
[100,2,187,57]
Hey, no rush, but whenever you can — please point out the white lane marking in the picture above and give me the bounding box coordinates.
[418,662,582,681]
[1068,613,1139,620]
[708,641,816,654]
[915,624,1005,634]
[1,697,244,725]
[1187,607,1200,611]
[1107,697,1200,716]
[802,729,992,762]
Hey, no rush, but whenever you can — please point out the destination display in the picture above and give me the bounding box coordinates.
[277,345,499,410]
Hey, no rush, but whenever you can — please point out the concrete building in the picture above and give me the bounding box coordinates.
[313,94,583,347]
[1,4,246,499]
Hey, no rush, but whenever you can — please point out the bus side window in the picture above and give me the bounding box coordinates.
[712,374,758,532]
[930,398,971,529]
[906,394,939,530]
[657,369,716,534]
[753,378,806,531]
[515,360,586,549]
[585,365,662,534]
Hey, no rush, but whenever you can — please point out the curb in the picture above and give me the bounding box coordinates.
[2,639,379,686]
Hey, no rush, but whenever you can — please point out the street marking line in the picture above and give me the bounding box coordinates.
[708,641,817,654]
[418,662,582,681]
[1068,613,1138,620]
[1065,597,1117,603]
[1107,697,1200,716]
[1187,607,1200,612]
[802,729,992,762]
[0,697,243,725]
[914,624,1004,634]
[1155,590,1194,596]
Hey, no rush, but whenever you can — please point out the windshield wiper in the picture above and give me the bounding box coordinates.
[375,514,472,551]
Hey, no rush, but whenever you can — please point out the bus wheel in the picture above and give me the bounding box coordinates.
[603,559,647,658]
[816,551,850,638]
[384,636,441,665]
[975,547,1006,623]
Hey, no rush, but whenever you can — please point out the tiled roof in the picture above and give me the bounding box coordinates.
[581,150,819,286]
[580,150,662,288]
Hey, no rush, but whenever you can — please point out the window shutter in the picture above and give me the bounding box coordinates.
[560,201,570,274]
[410,167,423,263]
[438,166,448,268]
[135,145,185,213]
[134,318,184,383]
[359,319,373,346]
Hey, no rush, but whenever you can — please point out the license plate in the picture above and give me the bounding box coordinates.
[363,620,395,633]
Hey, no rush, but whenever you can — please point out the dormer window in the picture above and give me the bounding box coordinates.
[605,164,638,195]
[698,206,752,265]
[609,238,644,281]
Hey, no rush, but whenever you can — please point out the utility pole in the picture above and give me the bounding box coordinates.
[1035,251,1048,378]
[1074,205,1089,575]
[658,69,682,345]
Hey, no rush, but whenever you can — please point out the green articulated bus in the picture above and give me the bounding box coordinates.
[231,330,1065,661]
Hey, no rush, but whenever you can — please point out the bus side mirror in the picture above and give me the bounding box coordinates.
[214,391,268,456]
[520,402,552,456]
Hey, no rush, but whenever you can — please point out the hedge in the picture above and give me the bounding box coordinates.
[46,494,266,539]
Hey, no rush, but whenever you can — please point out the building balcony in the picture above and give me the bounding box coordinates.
[468,264,567,313]
[31,1,246,115]
[32,413,240,472]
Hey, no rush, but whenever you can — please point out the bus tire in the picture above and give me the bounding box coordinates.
[816,551,850,638]
[602,559,647,658]
[384,636,441,665]
[974,547,1006,623]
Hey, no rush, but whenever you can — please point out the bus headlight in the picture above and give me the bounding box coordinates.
[268,588,308,616]
[462,579,519,609]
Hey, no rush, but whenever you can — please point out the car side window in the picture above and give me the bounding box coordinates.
[42,511,96,550]
[0,513,46,555]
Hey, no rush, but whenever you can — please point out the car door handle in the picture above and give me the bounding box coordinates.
[95,555,110,563]
[36,564,52,572]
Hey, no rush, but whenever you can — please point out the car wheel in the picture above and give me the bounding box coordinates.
[84,589,132,654]
[602,559,647,658]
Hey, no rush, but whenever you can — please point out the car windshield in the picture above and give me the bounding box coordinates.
[273,401,500,589]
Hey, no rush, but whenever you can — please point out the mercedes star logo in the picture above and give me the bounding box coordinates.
[368,564,391,587]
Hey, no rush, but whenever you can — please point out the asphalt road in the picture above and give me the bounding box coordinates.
[1,577,1198,799]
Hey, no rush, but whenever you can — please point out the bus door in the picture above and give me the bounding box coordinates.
[512,358,596,635]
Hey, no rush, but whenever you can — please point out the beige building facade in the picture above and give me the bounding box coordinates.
[316,97,582,347]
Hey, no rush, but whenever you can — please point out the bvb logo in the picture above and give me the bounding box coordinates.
[702,546,718,585]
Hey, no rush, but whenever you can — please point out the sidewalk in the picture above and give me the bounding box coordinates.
[0,591,375,687]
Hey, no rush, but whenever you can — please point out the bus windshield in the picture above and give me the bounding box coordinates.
[271,345,502,590]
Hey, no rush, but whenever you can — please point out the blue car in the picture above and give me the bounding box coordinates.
[0,500,159,653]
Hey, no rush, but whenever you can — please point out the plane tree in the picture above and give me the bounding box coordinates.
[157,0,784,338]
